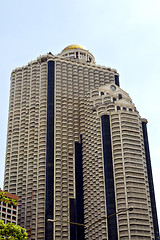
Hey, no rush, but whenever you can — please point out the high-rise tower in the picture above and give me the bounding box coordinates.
[4,45,159,239]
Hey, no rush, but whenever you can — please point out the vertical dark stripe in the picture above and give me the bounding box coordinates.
[115,75,120,87]
[142,121,160,240]
[75,137,85,240]
[45,60,55,240]
[70,198,77,240]
[101,115,118,240]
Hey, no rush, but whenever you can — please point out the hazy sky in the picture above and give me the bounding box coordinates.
[0,0,160,223]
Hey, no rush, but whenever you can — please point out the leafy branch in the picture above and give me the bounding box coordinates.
[0,192,18,206]
[0,220,28,240]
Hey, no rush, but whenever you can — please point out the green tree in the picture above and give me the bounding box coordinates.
[0,220,28,240]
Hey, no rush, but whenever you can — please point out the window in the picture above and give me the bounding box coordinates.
[100,92,104,96]
[117,106,120,110]
[7,209,11,214]
[76,52,78,58]
[119,94,122,99]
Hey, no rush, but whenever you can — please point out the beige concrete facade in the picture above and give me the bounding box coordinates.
[4,45,157,239]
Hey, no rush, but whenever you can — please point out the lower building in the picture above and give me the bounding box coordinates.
[0,190,18,225]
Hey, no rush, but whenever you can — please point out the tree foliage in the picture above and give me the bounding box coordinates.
[0,192,18,206]
[0,220,28,240]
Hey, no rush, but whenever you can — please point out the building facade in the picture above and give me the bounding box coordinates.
[4,45,159,239]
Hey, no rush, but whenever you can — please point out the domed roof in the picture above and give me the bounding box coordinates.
[62,44,87,52]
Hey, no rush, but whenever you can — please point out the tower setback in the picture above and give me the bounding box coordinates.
[4,45,159,239]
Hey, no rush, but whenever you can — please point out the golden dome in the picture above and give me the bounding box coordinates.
[62,44,86,52]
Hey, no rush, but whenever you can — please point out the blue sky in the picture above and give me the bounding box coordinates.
[0,0,160,223]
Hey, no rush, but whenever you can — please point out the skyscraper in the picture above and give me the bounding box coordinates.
[4,44,159,240]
